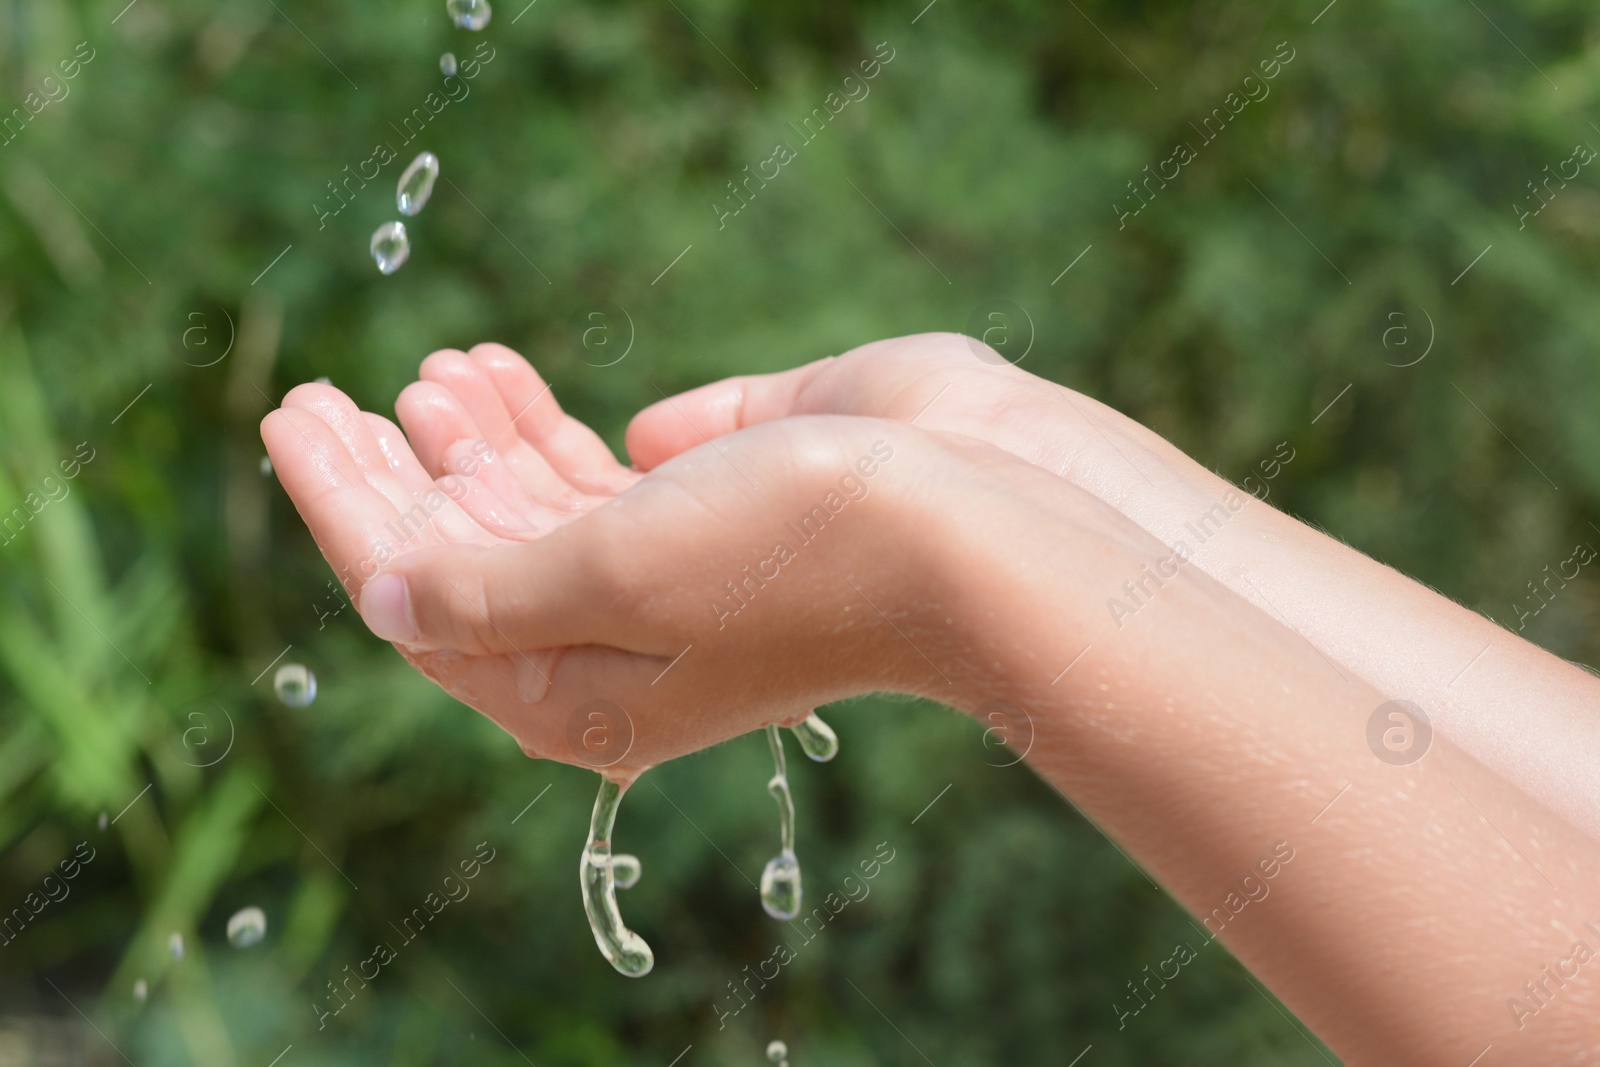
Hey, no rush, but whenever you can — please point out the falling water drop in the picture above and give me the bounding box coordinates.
[258,455,273,477]
[440,52,458,76]
[766,1040,789,1065]
[227,906,267,948]
[97,811,108,831]
[788,712,838,762]
[759,726,803,920]
[133,978,148,1003]
[579,777,653,976]
[396,152,440,216]
[370,221,410,275]
[273,664,317,707]
[168,932,185,960]
[446,0,491,30]
[608,854,641,890]
[760,851,801,921]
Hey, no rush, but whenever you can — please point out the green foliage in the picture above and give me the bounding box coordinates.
[1,0,1596,1063]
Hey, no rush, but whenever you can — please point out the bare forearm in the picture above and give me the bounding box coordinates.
[1011,381,1600,844]
[928,464,1600,1064]
[632,339,1600,840]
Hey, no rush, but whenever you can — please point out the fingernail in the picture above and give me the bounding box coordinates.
[361,572,417,643]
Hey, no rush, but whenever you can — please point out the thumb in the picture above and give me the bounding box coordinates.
[357,537,614,655]
[625,358,831,470]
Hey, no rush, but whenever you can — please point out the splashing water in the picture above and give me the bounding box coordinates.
[766,1040,789,1065]
[608,853,641,890]
[759,726,803,920]
[168,932,184,960]
[579,777,653,976]
[446,0,491,30]
[227,906,267,948]
[370,221,410,275]
[396,152,440,216]
[789,712,838,762]
[273,664,317,707]
[440,52,458,76]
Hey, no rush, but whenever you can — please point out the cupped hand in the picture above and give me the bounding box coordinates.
[625,332,1230,519]
[262,344,969,781]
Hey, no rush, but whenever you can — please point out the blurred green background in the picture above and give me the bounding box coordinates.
[2,0,1598,1063]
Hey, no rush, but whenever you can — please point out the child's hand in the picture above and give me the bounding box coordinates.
[262,344,1071,780]
[626,331,1202,503]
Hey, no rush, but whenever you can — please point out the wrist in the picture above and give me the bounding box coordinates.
[886,432,1146,714]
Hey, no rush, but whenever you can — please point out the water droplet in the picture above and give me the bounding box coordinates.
[760,726,804,919]
[440,52,458,76]
[370,221,410,275]
[766,1040,789,1064]
[313,376,331,385]
[227,906,267,948]
[396,152,440,216]
[446,0,491,30]
[133,978,148,1003]
[760,851,802,921]
[515,652,551,703]
[273,664,317,707]
[579,778,653,977]
[789,712,838,762]
[97,811,108,831]
[168,932,185,960]
[258,455,273,477]
[609,853,640,890]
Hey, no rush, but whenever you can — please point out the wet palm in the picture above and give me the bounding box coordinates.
[262,344,639,760]
[262,343,951,779]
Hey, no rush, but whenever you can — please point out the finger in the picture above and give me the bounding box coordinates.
[356,527,648,656]
[361,412,500,545]
[282,383,425,516]
[438,437,564,539]
[421,349,596,510]
[282,386,501,552]
[467,342,639,494]
[624,358,831,470]
[262,407,411,595]
[394,379,488,479]
[391,380,561,534]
